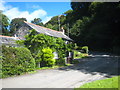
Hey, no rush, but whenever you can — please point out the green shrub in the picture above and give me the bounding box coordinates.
[1,45,35,78]
[55,38,66,65]
[74,50,82,59]
[82,46,89,54]
[0,56,2,78]
[55,58,66,65]
[41,47,56,67]
[74,50,88,59]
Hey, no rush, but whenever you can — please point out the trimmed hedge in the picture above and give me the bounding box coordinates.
[1,45,35,78]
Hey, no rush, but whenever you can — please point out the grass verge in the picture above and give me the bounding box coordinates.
[36,64,72,70]
[75,76,119,89]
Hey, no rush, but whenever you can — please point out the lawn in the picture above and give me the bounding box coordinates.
[75,76,119,89]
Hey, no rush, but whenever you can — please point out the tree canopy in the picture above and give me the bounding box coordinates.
[31,18,44,26]
[10,18,27,36]
[0,11,10,36]
[46,2,120,53]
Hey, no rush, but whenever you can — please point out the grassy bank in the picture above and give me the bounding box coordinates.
[75,76,119,89]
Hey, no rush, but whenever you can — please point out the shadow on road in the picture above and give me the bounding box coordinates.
[58,53,120,78]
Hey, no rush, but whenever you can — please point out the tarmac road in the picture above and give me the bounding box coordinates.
[2,53,119,88]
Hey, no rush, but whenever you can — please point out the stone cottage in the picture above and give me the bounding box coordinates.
[1,21,73,63]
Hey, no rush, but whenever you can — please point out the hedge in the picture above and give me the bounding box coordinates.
[1,45,35,78]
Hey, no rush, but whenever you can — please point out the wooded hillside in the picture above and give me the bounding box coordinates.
[45,2,120,53]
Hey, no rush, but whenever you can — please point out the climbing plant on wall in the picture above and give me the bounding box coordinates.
[17,29,73,67]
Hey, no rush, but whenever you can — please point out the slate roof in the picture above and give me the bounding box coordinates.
[0,35,20,45]
[24,21,73,41]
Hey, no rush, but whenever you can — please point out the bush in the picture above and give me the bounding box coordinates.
[55,58,66,65]
[82,46,89,54]
[41,47,56,67]
[1,45,35,78]
[0,56,2,78]
[74,50,88,59]
[74,50,82,59]
[55,38,67,65]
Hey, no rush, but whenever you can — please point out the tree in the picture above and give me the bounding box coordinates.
[71,2,91,20]
[45,16,59,31]
[44,2,120,54]
[0,11,10,36]
[63,10,74,25]
[10,18,27,36]
[31,18,44,26]
[85,2,120,51]
[70,17,91,45]
[45,23,54,29]
[70,2,120,52]
[45,15,66,31]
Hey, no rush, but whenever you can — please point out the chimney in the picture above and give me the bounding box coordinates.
[14,34,17,40]
[61,27,65,34]
[14,34,17,38]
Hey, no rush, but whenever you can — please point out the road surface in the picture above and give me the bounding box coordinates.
[1,53,119,88]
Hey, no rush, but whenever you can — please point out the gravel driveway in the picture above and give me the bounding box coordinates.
[1,53,119,88]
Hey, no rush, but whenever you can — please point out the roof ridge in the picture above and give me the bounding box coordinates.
[24,21,63,33]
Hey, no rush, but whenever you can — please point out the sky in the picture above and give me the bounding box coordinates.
[0,0,72,24]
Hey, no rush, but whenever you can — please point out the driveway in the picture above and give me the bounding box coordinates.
[1,53,119,88]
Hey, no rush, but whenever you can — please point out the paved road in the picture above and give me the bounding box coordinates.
[2,53,119,88]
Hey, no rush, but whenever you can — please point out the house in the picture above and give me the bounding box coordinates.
[15,21,73,41]
[15,21,73,63]
[0,21,73,64]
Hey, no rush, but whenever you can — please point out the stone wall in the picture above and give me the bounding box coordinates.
[15,23,32,40]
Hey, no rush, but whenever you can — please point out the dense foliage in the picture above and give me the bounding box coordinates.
[71,2,120,53]
[45,15,67,33]
[0,11,10,36]
[1,45,35,78]
[10,18,27,36]
[31,18,44,26]
[45,2,120,54]
[17,29,72,67]
[41,47,55,67]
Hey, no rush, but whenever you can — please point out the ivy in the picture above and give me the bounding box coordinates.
[17,29,74,66]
